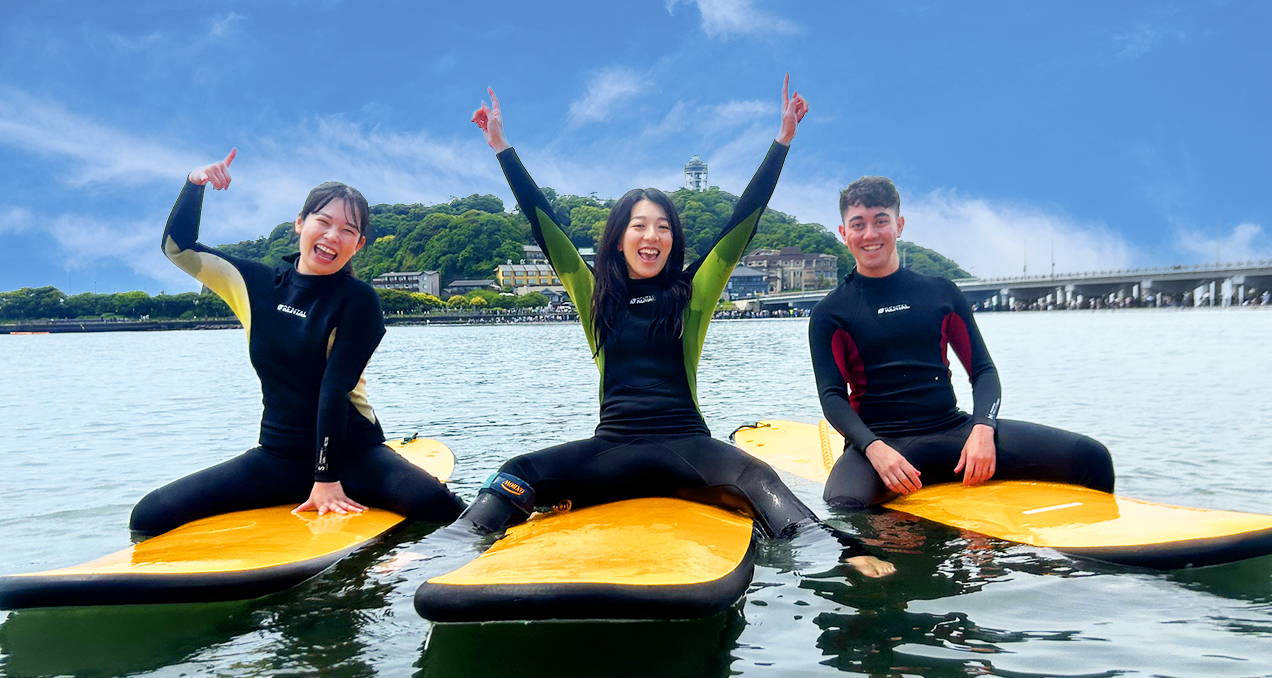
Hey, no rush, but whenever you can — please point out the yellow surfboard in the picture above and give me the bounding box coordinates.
[0,437,454,609]
[414,497,757,622]
[732,420,1272,569]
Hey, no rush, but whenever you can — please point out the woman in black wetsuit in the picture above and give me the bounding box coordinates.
[461,79,890,575]
[129,149,464,536]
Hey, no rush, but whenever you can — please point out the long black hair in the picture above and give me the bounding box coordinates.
[591,188,693,350]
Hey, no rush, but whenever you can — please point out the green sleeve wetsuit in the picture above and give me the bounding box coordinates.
[498,141,789,437]
[129,180,463,536]
[467,143,835,539]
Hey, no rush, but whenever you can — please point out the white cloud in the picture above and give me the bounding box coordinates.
[642,99,772,139]
[0,207,34,236]
[0,89,504,290]
[1173,222,1272,265]
[567,67,652,125]
[901,191,1137,279]
[0,89,196,187]
[708,100,772,124]
[733,176,1143,280]
[1114,25,1185,60]
[208,12,245,40]
[665,0,797,40]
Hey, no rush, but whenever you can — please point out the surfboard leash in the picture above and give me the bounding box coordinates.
[817,420,836,474]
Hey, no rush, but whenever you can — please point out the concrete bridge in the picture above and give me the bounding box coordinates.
[755,260,1272,310]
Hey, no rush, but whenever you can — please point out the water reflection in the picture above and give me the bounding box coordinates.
[0,600,256,678]
[415,608,744,678]
[787,512,1116,676]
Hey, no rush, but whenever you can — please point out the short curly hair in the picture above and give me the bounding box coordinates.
[839,176,900,221]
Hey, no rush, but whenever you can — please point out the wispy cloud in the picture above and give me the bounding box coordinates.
[902,191,1138,278]
[642,98,772,139]
[708,100,772,124]
[0,88,196,186]
[665,0,797,40]
[1173,222,1272,265]
[567,67,652,125]
[0,207,34,236]
[0,89,503,290]
[208,12,245,40]
[1114,25,1185,60]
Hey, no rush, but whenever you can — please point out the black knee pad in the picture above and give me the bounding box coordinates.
[478,472,537,515]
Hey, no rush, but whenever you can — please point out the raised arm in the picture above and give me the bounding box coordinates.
[161,148,263,330]
[474,88,598,355]
[685,75,807,284]
[683,75,807,373]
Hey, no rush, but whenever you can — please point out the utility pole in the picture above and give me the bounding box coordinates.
[1022,240,1027,276]
[1050,233,1055,279]
[1216,218,1221,265]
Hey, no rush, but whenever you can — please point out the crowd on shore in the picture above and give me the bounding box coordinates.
[977,289,1272,312]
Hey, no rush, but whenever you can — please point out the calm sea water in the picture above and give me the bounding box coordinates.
[1,309,1270,678]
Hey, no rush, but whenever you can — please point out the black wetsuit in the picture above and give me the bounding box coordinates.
[129,180,463,536]
[810,267,1115,508]
[465,143,818,538]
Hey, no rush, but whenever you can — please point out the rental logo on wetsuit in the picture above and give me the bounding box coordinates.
[629,295,656,305]
[877,304,911,315]
[501,479,526,496]
[277,304,308,319]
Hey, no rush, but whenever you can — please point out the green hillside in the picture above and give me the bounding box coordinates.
[219,187,967,285]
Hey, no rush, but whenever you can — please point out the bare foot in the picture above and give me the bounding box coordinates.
[372,551,426,574]
[844,555,896,578]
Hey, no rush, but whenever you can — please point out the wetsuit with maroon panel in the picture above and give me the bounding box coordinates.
[810,267,1115,508]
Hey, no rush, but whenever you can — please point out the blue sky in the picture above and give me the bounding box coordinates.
[2,0,1269,293]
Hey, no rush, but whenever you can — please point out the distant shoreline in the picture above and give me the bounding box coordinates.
[10,305,1256,335]
[0,312,577,334]
[0,309,813,334]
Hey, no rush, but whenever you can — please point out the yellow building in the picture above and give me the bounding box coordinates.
[496,263,560,288]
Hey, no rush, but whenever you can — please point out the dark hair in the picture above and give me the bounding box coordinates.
[299,182,371,274]
[839,176,901,221]
[591,188,693,351]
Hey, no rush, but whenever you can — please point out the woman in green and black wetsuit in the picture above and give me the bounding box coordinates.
[463,79,889,574]
[129,149,464,536]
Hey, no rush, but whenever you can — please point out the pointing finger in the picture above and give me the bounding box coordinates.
[223,147,237,166]
[782,73,789,105]
[489,87,500,114]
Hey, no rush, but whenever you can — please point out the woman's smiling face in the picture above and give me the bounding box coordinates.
[619,198,673,279]
[294,197,365,275]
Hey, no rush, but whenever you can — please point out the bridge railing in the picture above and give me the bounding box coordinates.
[961,260,1272,286]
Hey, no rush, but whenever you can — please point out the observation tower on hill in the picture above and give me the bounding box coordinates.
[684,155,708,191]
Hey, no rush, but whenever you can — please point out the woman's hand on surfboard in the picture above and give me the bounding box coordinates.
[844,555,897,578]
[293,481,368,516]
[775,73,808,146]
[188,149,237,191]
[954,424,997,486]
[865,440,922,495]
[473,88,511,153]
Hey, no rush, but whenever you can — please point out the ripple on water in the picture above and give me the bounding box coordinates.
[1,313,1271,676]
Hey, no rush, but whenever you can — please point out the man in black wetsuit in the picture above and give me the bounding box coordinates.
[810,176,1115,508]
